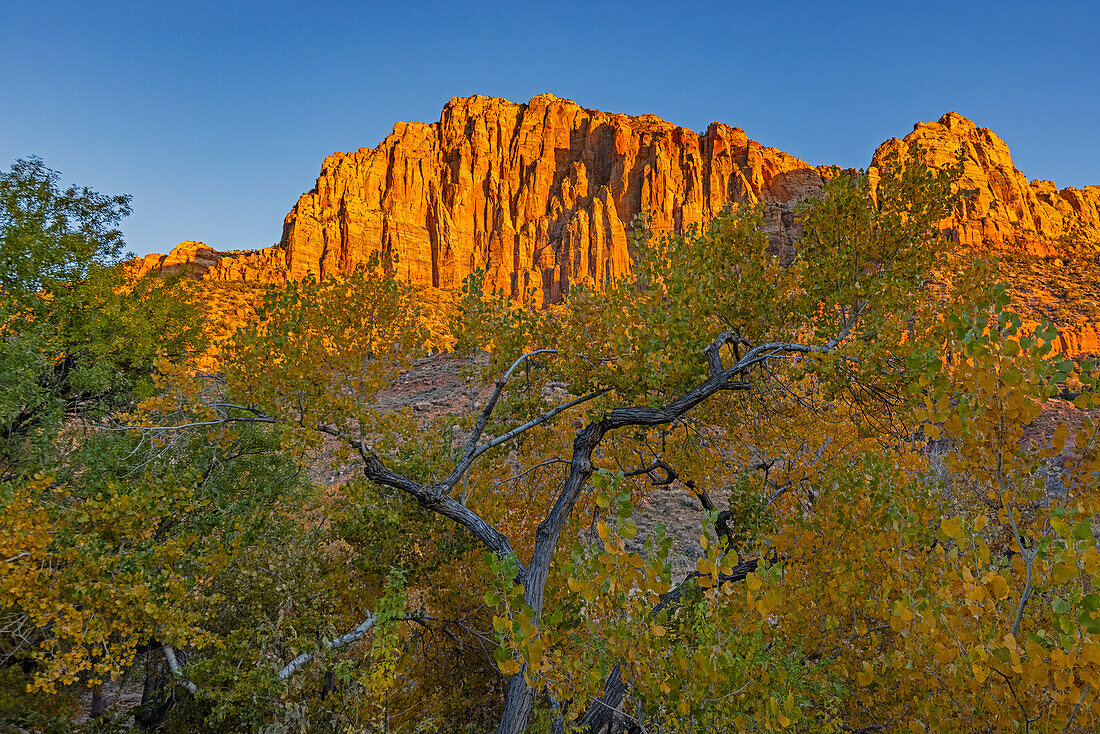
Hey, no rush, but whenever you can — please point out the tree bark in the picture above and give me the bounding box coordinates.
[89,684,107,718]
[303,337,808,734]
[493,338,794,732]
[496,671,540,734]
[135,647,176,730]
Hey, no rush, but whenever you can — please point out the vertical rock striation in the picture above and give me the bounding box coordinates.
[279,94,827,304]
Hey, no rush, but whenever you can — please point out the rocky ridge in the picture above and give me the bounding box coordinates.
[872,112,1100,255]
[870,112,1100,355]
[134,95,1099,353]
[130,241,286,282]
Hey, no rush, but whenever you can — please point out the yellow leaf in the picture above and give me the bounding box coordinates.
[942,516,962,540]
[1053,424,1068,451]
[1052,561,1077,585]
[984,573,1009,600]
[597,521,609,540]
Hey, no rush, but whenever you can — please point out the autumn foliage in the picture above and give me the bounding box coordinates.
[2,150,1099,734]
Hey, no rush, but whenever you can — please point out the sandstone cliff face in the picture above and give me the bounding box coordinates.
[280,94,828,304]
[872,113,1100,355]
[141,96,1098,354]
[872,112,1100,255]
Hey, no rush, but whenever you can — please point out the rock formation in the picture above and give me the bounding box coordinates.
[869,113,1100,355]
[278,93,829,305]
[135,95,1098,353]
[130,241,286,282]
[871,112,1100,255]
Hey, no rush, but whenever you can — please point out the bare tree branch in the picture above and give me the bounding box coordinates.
[1062,684,1090,734]
[457,389,608,476]
[277,613,378,680]
[456,349,558,466]
[354,446,525,573]
[109,414,275,431]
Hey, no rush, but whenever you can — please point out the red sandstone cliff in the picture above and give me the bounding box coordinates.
[872,112,1100,255]
[279,94,827,304]
[135,95,1098,352]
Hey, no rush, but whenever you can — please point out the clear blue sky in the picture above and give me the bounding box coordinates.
[3,1,1097,256]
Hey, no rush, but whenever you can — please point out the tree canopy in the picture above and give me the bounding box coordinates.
[3,150,1099,733]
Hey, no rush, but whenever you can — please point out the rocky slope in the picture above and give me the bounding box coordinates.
[136,95,1099,353]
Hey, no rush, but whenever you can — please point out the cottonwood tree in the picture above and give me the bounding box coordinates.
[517,291,1100,733]
[128,147,996,732]
[0,159,308,725]
[0,157,203,478]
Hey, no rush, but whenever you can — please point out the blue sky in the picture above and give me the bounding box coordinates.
[2,1,1097,256]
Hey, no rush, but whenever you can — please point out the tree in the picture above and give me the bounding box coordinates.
[0,159,307,726]
[0,157,130,298]
[0,157,204,479]
[129,147,1029,732]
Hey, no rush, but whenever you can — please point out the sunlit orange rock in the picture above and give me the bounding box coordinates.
[129,241,287,282]
[131,241,219,278]
[872,112,1100,255]
[869,112,1100,357]
[136,98,1098,354]
[279,94,827,304]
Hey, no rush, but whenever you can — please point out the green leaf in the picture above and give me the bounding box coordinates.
[1081,594,1100,613]
[1073,521,1094,541]
[620,518,638,540]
